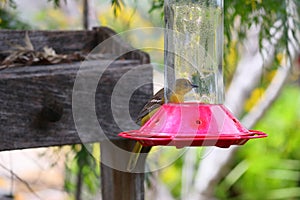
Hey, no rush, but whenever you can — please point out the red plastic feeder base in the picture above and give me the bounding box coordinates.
[119,103,267,148]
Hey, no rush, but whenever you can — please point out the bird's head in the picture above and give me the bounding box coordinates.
[174,78,198,95]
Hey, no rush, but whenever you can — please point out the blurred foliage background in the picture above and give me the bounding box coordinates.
[217,85,300,200]
[0,0,299,199]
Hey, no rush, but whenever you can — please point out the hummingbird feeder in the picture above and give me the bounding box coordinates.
[119,0,267,148]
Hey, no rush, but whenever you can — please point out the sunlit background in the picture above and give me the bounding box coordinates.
[0,0,300,199]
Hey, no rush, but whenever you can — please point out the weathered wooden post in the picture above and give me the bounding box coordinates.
[0,27,153,199]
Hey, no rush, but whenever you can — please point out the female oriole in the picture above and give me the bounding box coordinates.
[127,78,198,171]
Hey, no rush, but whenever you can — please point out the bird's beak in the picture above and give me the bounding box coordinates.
[191,84,198,88]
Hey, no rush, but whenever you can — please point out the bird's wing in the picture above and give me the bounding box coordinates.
[135,88,165,125]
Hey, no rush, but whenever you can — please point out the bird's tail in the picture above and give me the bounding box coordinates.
[127,142,143,172]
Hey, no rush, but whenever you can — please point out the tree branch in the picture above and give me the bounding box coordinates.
[241,64,290,128]
[0,163,42,200]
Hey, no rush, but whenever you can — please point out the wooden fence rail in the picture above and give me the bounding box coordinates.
[0,27,153,200]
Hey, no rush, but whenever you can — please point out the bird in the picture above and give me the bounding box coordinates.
[127,78,198,171]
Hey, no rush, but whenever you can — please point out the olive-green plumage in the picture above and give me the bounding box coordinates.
[127,79,198,171]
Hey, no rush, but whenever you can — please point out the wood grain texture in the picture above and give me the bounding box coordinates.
[0,30,95,60]
[0,27,150,64]
[101,140,145,200]
[0,27,153,151]
[0,27,153,200]
[0,60,152,151]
